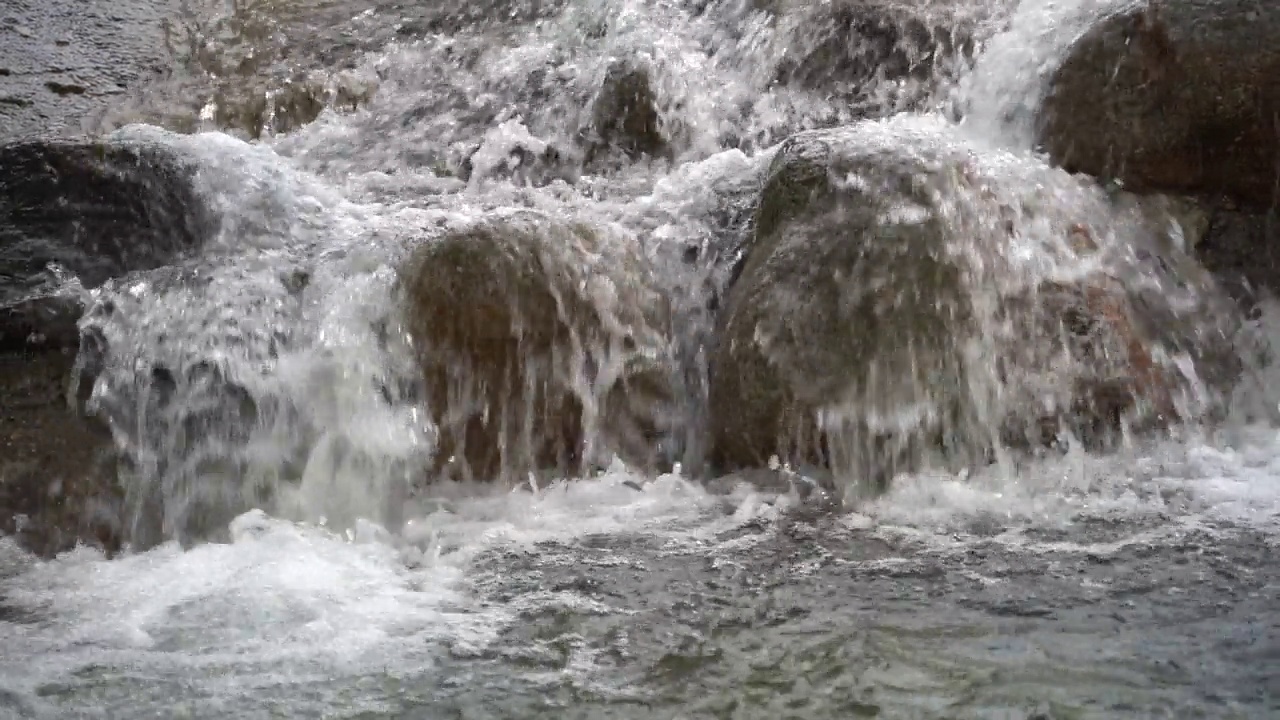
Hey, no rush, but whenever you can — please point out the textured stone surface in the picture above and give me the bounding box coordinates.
[0,0,182,140]
[399,212,677,483]
[1039,0,1280,209]
[708,119,1243,490]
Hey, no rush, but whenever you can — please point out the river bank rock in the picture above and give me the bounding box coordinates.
[0,137,212,557]
[398,212,677,483]
[1038,0,1280,209]
[708,118,1243,495]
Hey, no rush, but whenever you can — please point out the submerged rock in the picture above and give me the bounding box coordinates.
[0,137,212,556]
[398,211,677,483]
[708,118,1242,496]
[1039,0,1280,209]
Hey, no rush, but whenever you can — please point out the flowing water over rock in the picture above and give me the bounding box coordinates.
[1,0,1279,717]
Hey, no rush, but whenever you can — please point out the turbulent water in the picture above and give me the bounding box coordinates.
[2,0,1279,717]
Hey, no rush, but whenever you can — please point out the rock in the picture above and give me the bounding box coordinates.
[0,349,122,558]
[459,118,578,187]
[583,61,670,168]
[763,0,989,116]
[708,118,1242,494]
[1195,208,1280,310]
[1038,0,1280,210]
[0,138,213,348]
[0,0,186,141]
[0,137,212,556]
[398,211,677,483]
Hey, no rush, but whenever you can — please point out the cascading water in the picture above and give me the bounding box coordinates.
[1,0,1278,717]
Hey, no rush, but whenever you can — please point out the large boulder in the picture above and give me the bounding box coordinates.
[398,211,677,483]
[708,118,1243,496]
[1038,0,1280,209]
[0,137,211,556]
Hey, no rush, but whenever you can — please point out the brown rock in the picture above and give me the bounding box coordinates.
[398,212,676,483]
[0,349,121,558]
[1039,0,1280,209]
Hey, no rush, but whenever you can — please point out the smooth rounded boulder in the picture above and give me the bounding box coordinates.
[398,211,677,483]
[1038,0,1280,209]
[708,117,1243,497]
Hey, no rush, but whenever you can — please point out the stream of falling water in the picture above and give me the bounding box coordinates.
[1,0,1278,717]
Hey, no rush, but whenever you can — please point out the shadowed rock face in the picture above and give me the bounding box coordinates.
[0,138,213,557]
[0,139,214,349]
[583,61,671,169]
[1038,0,1280,210]
[0,349,122,557]
[708,120,1243,496]
[769,0,979,105]
[398,212,678,484]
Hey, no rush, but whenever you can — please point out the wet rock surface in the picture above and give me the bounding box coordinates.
[764,0,986,116]
[0,137,212,557]
[1039,0,1280,209]
[0,138,213,347]
[708,120,1244,488]
[455,506,1280,717]
[0,0,183,140]
[398,213,677,483]
[0,349,120,558]
[583,61,671,169]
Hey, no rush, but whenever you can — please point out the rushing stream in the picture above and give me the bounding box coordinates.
[1,0,1279,717]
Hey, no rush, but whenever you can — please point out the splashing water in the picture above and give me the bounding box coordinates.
[2,0,1279,717]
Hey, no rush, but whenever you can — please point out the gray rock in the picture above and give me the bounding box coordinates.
[397,211,678,483]
[0,0,184,141]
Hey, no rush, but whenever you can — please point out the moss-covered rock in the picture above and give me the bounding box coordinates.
[399,211,676,483]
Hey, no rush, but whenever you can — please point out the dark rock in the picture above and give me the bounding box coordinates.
[708,119,1243,495]
[44,80,87,96]
[1039,0,1280,210]
[0,137,212,556]
[0,349,122,558]
[583,61,670,168]
[1195,208,1280,310]
[398,212,677,483]
[766,0,986,116]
